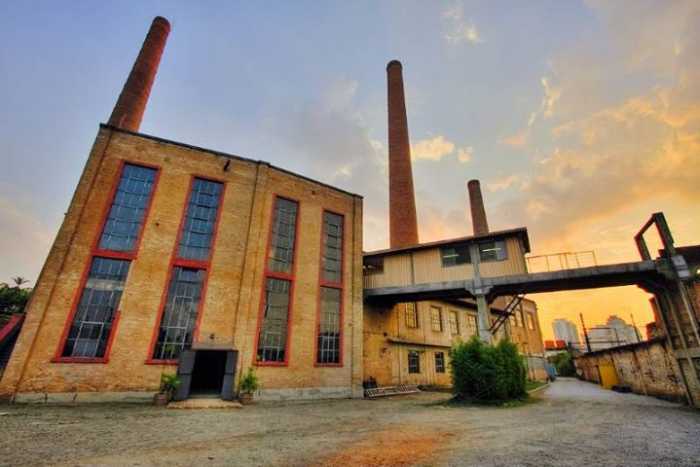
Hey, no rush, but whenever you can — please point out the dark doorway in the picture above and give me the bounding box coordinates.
[190,350,227,396]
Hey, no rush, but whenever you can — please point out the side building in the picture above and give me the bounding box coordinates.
[363,229,547,387]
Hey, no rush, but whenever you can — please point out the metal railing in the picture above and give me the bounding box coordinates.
[526,250,597,273]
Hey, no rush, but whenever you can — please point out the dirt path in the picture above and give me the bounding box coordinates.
[0,379,698,466]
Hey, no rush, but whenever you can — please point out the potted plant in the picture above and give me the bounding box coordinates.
[238,367,260,404]
[154,373,181,406]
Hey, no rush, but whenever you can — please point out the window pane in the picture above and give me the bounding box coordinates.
[466,314,479,337]
[405,302,418,329]
[479,240,507,262]
[408,350,420,374]
[267,198,298,274]
[257,278,291,362]
[178,178,223,261]
[317,287,341,364]
[322,212,343,283]
[431,307,442,332]
[449,310,459,335]
[63,257,129,358]
[99,164,157,252]
[153,267,204,361]
[440,244,470,267]
[435,352,445,373]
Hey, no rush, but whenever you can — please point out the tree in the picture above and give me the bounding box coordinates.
[0,277,32,325]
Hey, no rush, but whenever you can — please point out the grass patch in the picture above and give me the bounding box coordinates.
[525,380,548,392]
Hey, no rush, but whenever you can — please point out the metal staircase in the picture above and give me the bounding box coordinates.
[488,295,525,335]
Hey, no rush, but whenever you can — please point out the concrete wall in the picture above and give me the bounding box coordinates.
[0,126,364,400]
[575,339,686,402]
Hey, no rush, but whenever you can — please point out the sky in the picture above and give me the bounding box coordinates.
[1,1,698,340]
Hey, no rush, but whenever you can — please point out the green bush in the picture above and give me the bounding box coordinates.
[449,336,527,402]
[239,367,260,394]
[550,351,576,377]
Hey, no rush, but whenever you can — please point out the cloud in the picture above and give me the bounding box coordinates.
[411,136,472,164]
[486,175,522,192]
[489,0,700,259]
[442,3,482,45]
[501,129,529,148]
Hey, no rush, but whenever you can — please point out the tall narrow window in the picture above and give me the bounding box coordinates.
[57,162,159,362]
[152,267,204,361]
[466,314,479,337]
[430,306,443,332]
[99,164,157,252]
[268,198,298,274]
[408,350,420,374]
[257,278,292,363]
[62,258,129,358]
[150,176,224,362]
[435,352,446,373]
[317,287,341,364]
[256,197,299,364]
[317,211,344,365]
[178,178,223,261]
[448,310,459,335]
[405,302,418,329]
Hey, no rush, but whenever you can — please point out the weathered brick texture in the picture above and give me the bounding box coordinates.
[467,179,489,236]
[387,60,419,249]
[0,126,363,399]
[108,17,170,131]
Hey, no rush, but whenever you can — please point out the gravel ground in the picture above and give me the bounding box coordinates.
[0,378,698,466]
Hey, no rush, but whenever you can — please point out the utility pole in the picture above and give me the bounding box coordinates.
[580,313,592,353]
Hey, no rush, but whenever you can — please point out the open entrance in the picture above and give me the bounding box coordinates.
[190,350,227,396]
[174,349,238,401]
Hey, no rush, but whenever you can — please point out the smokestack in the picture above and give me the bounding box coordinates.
[468,179,489,236]
[387,60,419,248]
[108,16,171,132]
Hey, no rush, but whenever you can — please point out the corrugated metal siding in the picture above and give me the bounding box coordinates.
[363,235,528,288]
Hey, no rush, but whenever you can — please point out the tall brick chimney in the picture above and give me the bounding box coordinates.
[108,16,171,132]
[468,179,489,236]
[387,60,419,248]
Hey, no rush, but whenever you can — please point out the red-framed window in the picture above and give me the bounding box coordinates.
[316,211,344,366]
[254,196,299,366]
[150,177,224,363]
[55,162,159,362]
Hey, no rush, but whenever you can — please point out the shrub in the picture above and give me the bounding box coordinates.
[449,336,527,402]
[159,373,181,397]
[550,351,576,377]
[239,367,260,394]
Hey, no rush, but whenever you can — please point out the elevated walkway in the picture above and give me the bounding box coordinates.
[364,259,666,303]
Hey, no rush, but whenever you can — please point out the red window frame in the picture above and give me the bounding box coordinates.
[252,195,300,367]
[146,175,226,365]
[314,209,345,367]
[53,160,161,364]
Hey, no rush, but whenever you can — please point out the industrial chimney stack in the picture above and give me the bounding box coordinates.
[108,16,171,132]
[387,60,419,248]
[468,179,489,236]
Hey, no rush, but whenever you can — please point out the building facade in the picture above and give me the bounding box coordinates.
[553,319,580,347]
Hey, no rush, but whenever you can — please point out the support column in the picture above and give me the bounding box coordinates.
[476,294,492,343]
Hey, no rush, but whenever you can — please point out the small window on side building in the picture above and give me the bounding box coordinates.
[408,350,420,374]
[430,306,443,332]
[440,244,471,267]
[435,352,445,373]
[479,240,507,262]
[448,310,459,335]
[364,256,384,274]
[405,302,419,329]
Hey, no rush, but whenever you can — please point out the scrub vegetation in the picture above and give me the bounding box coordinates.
[449,336,527,403]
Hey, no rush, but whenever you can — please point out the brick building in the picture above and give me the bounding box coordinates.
[0,17,546,402]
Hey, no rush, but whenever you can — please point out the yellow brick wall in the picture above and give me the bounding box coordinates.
[0,126,363,398]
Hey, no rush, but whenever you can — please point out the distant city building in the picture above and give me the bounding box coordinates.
[552,319,580,346]
[587,315,640,351]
